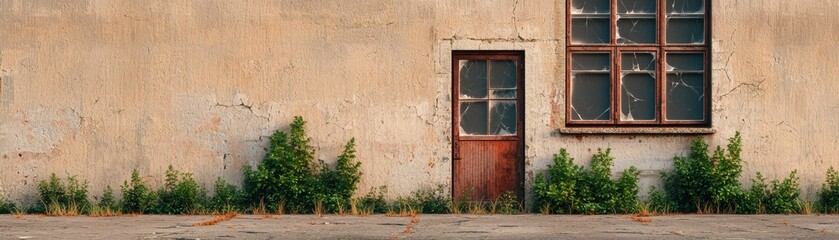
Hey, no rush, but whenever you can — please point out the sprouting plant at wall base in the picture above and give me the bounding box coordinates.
[313,138,363,213]
[655,132,805,214]
[121,169,156,214]
[394,184,451,214]
[820,167,839,213]
[355,186,389,214]
[36,174,92,215]
[739,171,802,214]
[0,193,16,214]
[532,148,640,214]
[496,191,521,214]
[662,132,745,213]
[210,177,242,213]
[97,185,118,212]
[155,165,207,214]
[644,186,676,214]
[242,116,362,214]
[243,116,318,213]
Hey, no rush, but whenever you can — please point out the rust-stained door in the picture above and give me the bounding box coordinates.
[452,51,524,202]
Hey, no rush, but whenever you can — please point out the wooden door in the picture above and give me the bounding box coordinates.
[452,51,524,202]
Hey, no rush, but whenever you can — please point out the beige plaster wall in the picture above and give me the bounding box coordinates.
[1,0,837,204]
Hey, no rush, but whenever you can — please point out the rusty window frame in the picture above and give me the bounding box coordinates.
[565,0,711,127]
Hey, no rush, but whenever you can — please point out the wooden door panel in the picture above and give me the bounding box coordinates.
[453,140,518,201]
[452,51,524,203]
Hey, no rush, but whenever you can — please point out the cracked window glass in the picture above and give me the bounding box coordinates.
[460,102,488,135]
[571,0,611,44]
[459,60,487,99]
[666,52,705,120]
[459,58,519,136]
[666,0,704,44]
[620,52,657,121]
[566,0,710,126]
[490,101,517,135]
[490,60,517,89]
[571,53,612,121]
[617,0,657,44]
[490,90,516,99]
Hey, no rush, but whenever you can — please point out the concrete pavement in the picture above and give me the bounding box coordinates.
[2,214,838,239]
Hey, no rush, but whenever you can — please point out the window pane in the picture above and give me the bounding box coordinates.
[666,0,704,14]
[617,18,656,44]
[571,73,612,121]
[572,17,610,44]
[490,101,517,135]
[459,60,488,99]
[666,73,705,120]
[618,0,657,14]
[666,18,704,44]
[621,73,656,121]
[460,102,488,135]
[571,53,611,71]
[490,60,517,89]
[666,53,704,71]
[622,52,656,71]
[490,90,516,99]
[571,0,611,14]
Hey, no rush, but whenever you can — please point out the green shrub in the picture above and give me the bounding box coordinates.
[209,177,242,213]
[645,186,677,213]
[154,166,206,214]
[243,116,317,213]
[36,174,91,214]
[0,194,15,214]
[243,116,362,214]
[821,167,839,213]
[98,185,117,210]
[739,173,768,214]
[410,184,451,214]
[765,171,801,214]
[533,149,581,214]
[532,148,640,214]
[656,132,805,214]
[355,186,389,214]
[496,191,521,214]
[662,132,744,213]
[391,185,451,214]
[740,171,801,214]
[313,138,363,212]
[121,169,156,214]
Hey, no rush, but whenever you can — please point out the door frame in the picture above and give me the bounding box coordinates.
[451,50,525,203]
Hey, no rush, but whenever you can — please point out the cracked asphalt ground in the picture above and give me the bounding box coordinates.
[2,214,839,239]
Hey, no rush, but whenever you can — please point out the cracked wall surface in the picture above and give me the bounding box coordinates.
[1,0,838,203]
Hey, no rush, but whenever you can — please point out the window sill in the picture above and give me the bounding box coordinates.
[558,127,716,135]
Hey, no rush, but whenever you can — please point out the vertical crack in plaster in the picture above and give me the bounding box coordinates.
[512,0,523,40]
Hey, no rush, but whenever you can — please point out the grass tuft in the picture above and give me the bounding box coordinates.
[193,212,237,227]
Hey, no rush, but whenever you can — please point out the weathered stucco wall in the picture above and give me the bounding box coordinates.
[1,0,837,204]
